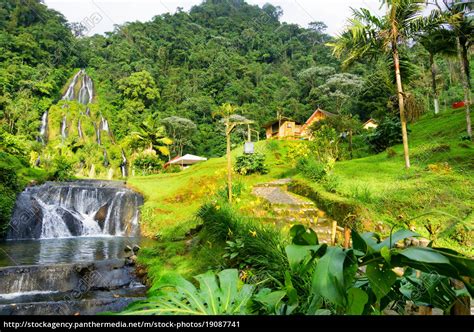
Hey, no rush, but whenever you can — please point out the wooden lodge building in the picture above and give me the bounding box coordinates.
[264,108,337,140]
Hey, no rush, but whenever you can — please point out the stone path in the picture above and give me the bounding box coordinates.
[252,179,333,243]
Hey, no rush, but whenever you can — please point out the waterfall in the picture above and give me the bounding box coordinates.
[103,149,109,167]
[61,116,67,139]
[77,119,83,139]
[94,122,101,145]
[100,116,109,133]
[62,70,83,101]
[38,111,48,144]
[120,149,128,178]
[36,199,73,239]
[86,107,91,117]
[78,74,93,105]
[103,192,125,236]
[7,181,143,240]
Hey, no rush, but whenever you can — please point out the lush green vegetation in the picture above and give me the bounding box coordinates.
[0,0,472,316]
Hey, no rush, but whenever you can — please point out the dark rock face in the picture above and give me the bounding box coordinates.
[7,180,143,240]
[0,259,146,315]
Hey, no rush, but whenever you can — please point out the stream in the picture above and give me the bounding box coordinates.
[0,180,149,315]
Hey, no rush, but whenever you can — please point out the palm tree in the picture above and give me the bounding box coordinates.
[436,0,473,139]
[330,0,430,169]
[131,120,172,157]
[418,28,457,115]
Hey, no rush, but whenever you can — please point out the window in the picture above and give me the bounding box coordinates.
[287,123,292,128]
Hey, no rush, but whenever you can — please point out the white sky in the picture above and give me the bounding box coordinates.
[44,0,385,36]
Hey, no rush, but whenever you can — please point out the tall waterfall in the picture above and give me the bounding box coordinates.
[61,116,67,139]
[120,149,128,178]
[62,70,83,101]
[100,116,109,133]
[38,111,48,144]
[78,74,93,105]
[77,119,83,139]
[7,181,143,240]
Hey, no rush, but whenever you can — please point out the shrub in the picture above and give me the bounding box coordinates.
[49,155,74,181]
[321,173,340,193]
[234,153,268,175]
[197,201,288,286]
[133,153,163,175]
[366,116,405,153]
[296,157,326,181]
[386,147,397,158]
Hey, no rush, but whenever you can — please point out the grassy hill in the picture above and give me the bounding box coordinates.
[129,108,473,255]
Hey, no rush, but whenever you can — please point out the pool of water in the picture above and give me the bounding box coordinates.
[0,237,153,267]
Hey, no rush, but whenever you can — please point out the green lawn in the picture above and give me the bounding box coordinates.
[129,108,473,256]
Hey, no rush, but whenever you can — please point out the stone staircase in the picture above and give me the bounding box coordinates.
[252,179,333,244]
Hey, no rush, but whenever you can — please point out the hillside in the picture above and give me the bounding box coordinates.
[129,108,473,256]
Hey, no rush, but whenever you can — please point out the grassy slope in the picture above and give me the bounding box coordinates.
[298,108,473,255]
[128,141,293,239]
[129,107,473,280]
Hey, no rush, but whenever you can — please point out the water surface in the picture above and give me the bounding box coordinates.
[0,237,152,267]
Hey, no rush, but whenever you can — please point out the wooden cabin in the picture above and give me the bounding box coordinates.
[300,108,337,137]
[263,108,336,140]
[263,117,302,139]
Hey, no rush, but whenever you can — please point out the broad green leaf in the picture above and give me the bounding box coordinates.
[290,224,319,245]
[381,246,391,263]
[398,247,450,264]
[285,244,326,272]
[195,271,220,314]
[312,247,347,306]
[217,269,238,313]
[351,230,368,253]
[431,247,474,277]
[346,288,368,315]
[254,289,286,312]
[366,263,397,301]
[375,229,420,250]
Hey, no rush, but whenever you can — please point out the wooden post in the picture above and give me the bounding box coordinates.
[451,279,471,315]
[247,124,251,142]
[331,220,337,246]
[344,226,351,249]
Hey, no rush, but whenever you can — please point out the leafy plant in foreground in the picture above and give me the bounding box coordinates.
[122,269,255,315]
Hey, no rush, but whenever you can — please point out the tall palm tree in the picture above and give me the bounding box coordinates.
[437,0,473,139]
[330,0,430,169]
[418,28,457,115]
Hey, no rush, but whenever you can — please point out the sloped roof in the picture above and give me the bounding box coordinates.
[304,108,337,125]
[262,117,301,128]
[363,118,378,126]
[167,154,207,165]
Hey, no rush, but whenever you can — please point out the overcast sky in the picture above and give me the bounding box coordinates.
[44,0,385,36]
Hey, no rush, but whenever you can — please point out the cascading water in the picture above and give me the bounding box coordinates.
[100,116,109,133]
[61,116,67,139]
[77,119,83,139]
[62,70,83,101]
[120,150,128,178]
[94,122,101,145]
[38,111,48,144]
[78,74,93,105]
[7,180,143,240]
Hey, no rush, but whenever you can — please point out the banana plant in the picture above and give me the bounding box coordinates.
[256,225,473,315]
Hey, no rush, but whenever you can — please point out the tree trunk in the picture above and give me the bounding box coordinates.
[226,124,233,203]
[429,53,440,115]
[456,37,472,139]
[349,129,353,159]
[392,45,411,168]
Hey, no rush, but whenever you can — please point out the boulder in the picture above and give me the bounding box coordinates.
[94,203,108,227]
